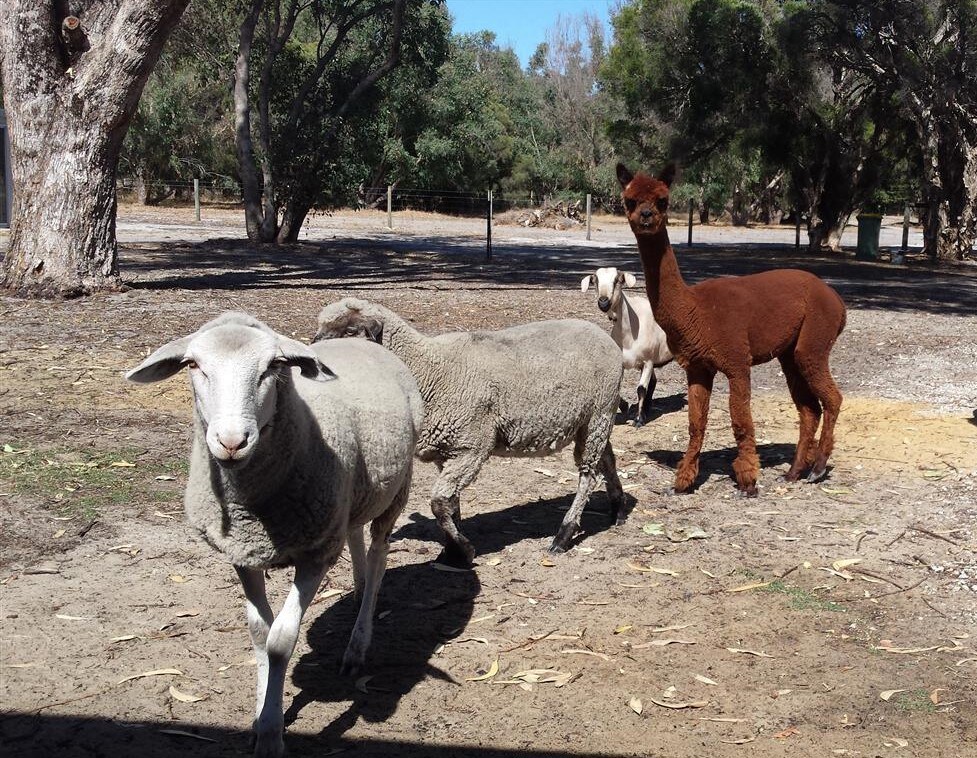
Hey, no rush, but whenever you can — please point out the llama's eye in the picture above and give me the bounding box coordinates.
[656,198,668,211]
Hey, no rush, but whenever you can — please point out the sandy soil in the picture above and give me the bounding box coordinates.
[1,208,975,758]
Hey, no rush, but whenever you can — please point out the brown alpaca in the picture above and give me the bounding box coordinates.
[617,163,846,496]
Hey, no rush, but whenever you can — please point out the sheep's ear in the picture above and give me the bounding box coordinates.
[623,272,637,288]
[616,163,634,188]
[658,162,677,187]
[277,337,336,382]
[580,274,594,293]
[125,336,192,383]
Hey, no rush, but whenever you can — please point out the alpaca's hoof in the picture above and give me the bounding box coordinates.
[253,729,286,758]
[436,541,475,568]
[548,540,567,554]
[551,522,578,553]
[734,485,758,498]
[806,467,828,484]
[666,486,691,496]
[779,470,802,483]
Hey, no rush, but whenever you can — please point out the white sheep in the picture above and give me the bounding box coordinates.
[314,298,626,563]
[581,267,673,426]
[126,312,422,758]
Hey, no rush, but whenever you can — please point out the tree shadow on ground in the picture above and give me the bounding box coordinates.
[640,441,798,493]
[120,235,977,317]
[0,713,628,757]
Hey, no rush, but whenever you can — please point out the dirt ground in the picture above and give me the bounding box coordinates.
[1,207,976,758]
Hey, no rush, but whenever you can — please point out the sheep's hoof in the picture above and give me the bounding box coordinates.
[806,467,828,484]
[253,730,286,758]
[548,541,567,554]
[435,543,474,569]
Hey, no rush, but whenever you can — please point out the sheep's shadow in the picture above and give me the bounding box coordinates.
[391,490,633,557]
[286,560,479,737]
[640,442,798,492]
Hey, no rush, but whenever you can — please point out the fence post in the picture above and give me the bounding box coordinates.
[486,189,493,261]
[902,203,911,251]
[687,200,694,247]
[193,178,200,222]
[386,185,393,229]
[586,193,592,241]
[795,212,801,249]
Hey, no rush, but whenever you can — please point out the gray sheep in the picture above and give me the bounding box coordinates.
[314,298,626,564]
[126,312,422,758]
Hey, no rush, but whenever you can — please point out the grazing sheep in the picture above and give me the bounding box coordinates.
[126,312,422,758]
[618,162,846,496]
[581,266,673,426]
[314,298,626,563]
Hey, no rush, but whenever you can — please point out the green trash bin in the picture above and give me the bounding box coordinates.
[856,213,883,260]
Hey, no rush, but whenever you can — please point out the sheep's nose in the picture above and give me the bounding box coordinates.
[597,296,611,312]
[640,208,652,219]
[217,431,249,455]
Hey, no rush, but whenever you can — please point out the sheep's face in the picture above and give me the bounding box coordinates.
[126,314,334,468]
[314,302,384,344]
[581,267,637,318]
[617,162,676,238]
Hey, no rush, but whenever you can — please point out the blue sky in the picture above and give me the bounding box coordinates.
[445,0,617,68]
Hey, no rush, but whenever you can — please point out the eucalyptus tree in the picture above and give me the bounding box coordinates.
[0,0,189,297]
[808,0,977,260]
[232,0,449,243]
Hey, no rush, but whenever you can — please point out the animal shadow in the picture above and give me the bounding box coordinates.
[641,442,797,492]
[287,561,480,738]
[392,491,632,557]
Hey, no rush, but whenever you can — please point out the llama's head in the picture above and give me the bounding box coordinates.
[616,163,676,238]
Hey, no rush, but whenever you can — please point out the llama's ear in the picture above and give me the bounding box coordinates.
[616,163,634,188]
[623,272,637,288]
[658,163,677,187]
[580,274,594,293]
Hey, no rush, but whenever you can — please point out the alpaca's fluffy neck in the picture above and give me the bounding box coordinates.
[635,227,695,336]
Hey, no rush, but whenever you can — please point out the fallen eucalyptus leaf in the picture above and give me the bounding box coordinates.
[649,697,708,709]
[466,659,499,682]
[666,524,709,542]
[628,696,643,715]
[158,729,216,742]
[169,685,206,703]
[695,674,719,686]
[118,668,183,684]
[880,689,907,701]
[726,581,773,593]
[642,523,665,536]
[726,647,774,658]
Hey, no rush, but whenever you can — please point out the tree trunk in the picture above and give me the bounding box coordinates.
[276,201,311,243]
[0,1,189,297]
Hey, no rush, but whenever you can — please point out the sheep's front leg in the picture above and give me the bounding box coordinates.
[235,566,274,731]
[250,558,328,758]
[430,450,490,566]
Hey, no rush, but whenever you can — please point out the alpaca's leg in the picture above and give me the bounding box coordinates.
[799,361,843,481]
[674,367,714,493]
[430,450,490,566]
[727,372,760,496]
[779,353,821,481]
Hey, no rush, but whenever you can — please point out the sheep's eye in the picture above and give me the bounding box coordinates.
[656,197,668,211]
[187,360,198,370]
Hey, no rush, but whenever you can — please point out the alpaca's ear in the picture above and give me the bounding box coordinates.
[623,272,637,288]
[616,163,634,188]
[580,274,594,293]
[658,163,677,187]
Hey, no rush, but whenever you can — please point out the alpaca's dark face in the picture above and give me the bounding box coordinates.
[616,163,676,238]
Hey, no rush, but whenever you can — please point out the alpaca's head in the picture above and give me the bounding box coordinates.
[616,163,676,238]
